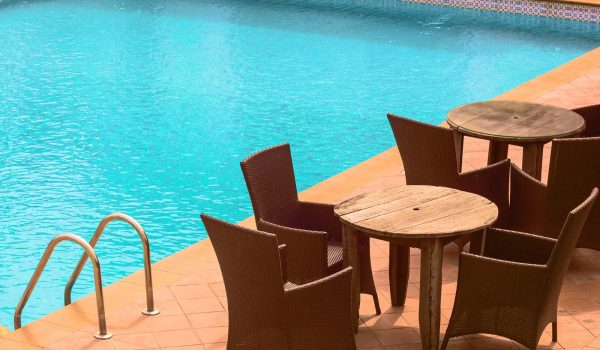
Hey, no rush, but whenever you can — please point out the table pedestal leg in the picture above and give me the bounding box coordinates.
[522,143,544,180]
[487,140,509,165]
[419,238,443,350]
[342,225,360,333]
[389,243,410,306]
[452,131,464,172]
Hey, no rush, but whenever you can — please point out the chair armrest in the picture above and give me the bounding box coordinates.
[284,267,355,349]
[504,163,547,234]
[258,219,328,284]
[456,253,547,305]
[297,201,343,242]
[482,228,556,265]
[458,159,510,225]
[572,104,600,137]
[278,244,288,282]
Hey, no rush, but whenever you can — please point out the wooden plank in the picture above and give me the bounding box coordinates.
[389,243,410,306]
[522,143,544,180]
[358,192,491,234]
[342,225,360,333]
[335,186,427,216]
[487,140,509,165]
[453,131,464,172]
[419,238,443,350]
[400,204,498,235]
[340,187,457,223]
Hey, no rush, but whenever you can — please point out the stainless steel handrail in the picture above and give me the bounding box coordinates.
[64,213,159,316]
[14,234,112,340]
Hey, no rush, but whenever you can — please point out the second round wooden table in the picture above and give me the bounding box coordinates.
[447,101,585,179]
[335,185,498,350]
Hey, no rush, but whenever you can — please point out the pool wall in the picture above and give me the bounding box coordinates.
[398,0,600,22]
[325,0,600,21]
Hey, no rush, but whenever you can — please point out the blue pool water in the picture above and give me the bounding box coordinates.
[0,0,598,328]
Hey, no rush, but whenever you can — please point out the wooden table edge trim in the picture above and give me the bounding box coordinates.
[338,219,497,240]
[448,122,586,143]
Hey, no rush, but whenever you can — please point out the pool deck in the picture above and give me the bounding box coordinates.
[2,47,600,350]
[550,0,600,7]
[563,0,600,7]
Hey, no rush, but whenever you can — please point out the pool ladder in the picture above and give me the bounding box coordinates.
[14,213,160,340]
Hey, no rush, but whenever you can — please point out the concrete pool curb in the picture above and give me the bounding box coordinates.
[1,40,600,350]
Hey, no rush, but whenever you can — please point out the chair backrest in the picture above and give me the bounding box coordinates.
[387,114,460,187]
[201,214,288,348]
[240,143,299,223]
[545,138,600,249]
[543,189,598,309]
[572,104,600,137]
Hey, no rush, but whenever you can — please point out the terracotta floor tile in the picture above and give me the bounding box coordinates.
[139,300,183,316]
[556,315,595,348]
[360,313,410,330]
[356,329,382,348]
[162,345,206,350]
[187,312,228,329]
[208,283,226,298]
[145,314,192,332]
[372,328,420,346]
[202,343,227,350]
[217,297,228,310]
[45,337,117,350]
[170,284,216,300]
[153,329,202,348]
[178,297,224,314]
[194,327,228,344]
[40,306,97,331]
[0,338,41,350]
[153,286,177,302]
[125,269,186,289]
[5,321,71,348]
[113,332,159,348]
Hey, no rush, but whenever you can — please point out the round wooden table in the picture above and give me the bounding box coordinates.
[335,185,498,350]
[447,101,585,180]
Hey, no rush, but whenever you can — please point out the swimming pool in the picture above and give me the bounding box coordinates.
[0,0,598,328]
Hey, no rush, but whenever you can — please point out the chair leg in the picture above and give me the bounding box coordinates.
[440,336,450,350]
[552,321,558,342]
[372,292,381,315]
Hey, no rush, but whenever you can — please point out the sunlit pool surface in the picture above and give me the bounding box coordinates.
[0,0,598,328]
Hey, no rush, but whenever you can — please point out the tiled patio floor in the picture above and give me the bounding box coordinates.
[2,46,600,350]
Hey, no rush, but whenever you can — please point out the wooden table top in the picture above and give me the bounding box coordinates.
[447,101,585,142]
[334,186,498,239]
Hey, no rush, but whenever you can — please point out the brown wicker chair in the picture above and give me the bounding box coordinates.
[442,188,598,350]
[386,114,511,303]
[503,137,600,251]
[387,114,510,227]
[573,104,600,137]
[201,214,356,350]
[240,143,380,314]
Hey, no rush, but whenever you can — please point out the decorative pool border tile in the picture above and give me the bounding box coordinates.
[400,0,600,22]
[2,0,600,22]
